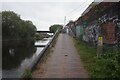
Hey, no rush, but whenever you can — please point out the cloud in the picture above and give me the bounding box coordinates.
[1,0,90,2]
[2,1,93,30]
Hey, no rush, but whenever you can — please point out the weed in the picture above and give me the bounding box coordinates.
[73,38,120,78]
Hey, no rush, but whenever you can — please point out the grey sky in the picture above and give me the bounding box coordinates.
[2,0,93,31]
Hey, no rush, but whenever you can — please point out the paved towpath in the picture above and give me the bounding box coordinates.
[32,33,89,78]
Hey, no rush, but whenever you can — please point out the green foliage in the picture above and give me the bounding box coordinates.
[2,11,37,40]
[24,69,32,78]
[74,38,120,78]
[100,51,120,78]
[35,33,44,40]
[35,33,51,40]
[49,24,63,33]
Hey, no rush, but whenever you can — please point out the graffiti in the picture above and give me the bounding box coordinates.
[116,21,120,47]
[66,2,120,47]
[82,23,100,45]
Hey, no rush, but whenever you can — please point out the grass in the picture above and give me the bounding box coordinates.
[73,38,97,78]
[73,38,120,78]
[24,69,32,79]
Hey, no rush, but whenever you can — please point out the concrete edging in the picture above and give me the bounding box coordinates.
[21,30,59,78]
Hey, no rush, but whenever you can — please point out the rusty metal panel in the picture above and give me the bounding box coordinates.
[101,21,116,44]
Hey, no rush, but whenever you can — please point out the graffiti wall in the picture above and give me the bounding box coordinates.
[66,2,120,47]
[76,25,84,38]
[81,2,120,46]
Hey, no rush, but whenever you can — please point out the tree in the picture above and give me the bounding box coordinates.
[49,24,63,33]
[2,11,37,40]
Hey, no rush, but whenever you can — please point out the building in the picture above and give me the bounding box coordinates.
[66,1,120,47]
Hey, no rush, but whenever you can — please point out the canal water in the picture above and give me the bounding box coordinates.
[2,37,52,78]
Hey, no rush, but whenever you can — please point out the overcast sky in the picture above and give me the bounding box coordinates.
[1,0,94,31]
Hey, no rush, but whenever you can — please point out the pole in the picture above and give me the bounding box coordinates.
[97,35,103,58]
[64,16,66,28]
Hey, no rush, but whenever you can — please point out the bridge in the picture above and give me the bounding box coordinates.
[36,31,53,33]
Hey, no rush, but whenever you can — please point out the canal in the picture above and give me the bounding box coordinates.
[2,37,52,78]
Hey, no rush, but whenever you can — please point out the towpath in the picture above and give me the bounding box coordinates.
[32,33,89,78]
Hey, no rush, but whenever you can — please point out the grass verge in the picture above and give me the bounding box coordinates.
[73,38,120,78]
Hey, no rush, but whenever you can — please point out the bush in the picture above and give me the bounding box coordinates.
[101,51,120,78]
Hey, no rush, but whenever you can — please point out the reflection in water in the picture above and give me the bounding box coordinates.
[9,48,15,56]
[35,37,52,46]
[2,40,37,70]
[2,38,51,78]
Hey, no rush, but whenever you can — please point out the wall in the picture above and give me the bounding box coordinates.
[80,2,120,46]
